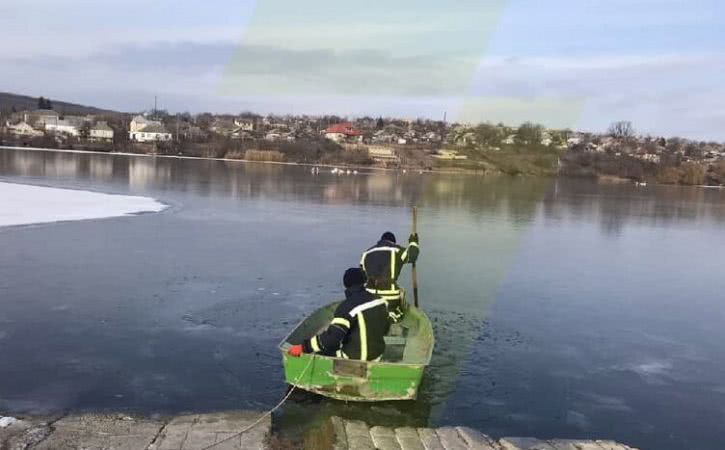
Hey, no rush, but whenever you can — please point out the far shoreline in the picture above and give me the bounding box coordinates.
[2,145,724,189]
[0,144,459,175]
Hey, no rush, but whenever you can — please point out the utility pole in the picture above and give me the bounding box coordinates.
[154,96,158,116]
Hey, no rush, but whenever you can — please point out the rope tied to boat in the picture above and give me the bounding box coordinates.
[199,355,314,450]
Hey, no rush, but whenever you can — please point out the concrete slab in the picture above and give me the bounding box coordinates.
[330,416,349,450]
[435,427,470,450]
[345,420,376,450]
[371,426,402,450]
[456,427,499,450]
[33,414,161,450]
[150,411,270,450]
[418,428,446,450]
[395,427,426,450]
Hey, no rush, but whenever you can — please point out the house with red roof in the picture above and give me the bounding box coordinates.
[324,122,363,143]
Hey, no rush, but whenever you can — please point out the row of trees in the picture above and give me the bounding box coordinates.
[464,122,570,148]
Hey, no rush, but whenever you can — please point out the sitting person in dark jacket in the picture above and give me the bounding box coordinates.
[287,268,388,361]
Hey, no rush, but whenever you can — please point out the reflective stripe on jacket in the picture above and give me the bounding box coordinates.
[360,239,419,295]
[303,285,388,361]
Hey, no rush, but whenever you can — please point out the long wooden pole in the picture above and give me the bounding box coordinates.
[411,206,419,308]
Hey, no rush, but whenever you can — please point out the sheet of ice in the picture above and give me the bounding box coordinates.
[0,182,166,227]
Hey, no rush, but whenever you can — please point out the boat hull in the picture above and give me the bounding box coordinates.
[279,303,433,402]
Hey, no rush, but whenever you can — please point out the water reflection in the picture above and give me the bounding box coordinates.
[3,149,723,230]
[542,179,725,235]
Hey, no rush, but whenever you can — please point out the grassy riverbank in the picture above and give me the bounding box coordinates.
[434,145,562,176]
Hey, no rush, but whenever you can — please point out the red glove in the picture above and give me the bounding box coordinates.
[287,344,303,357]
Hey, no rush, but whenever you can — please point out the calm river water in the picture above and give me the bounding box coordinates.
[1,148,724,449]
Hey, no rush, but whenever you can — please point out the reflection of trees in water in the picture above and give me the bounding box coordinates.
[3,149,723,232]
[1,149,550,222]
[89,158,113,181]
[541,179,725,234]
[417,175,551,224]
[129,158,171,190]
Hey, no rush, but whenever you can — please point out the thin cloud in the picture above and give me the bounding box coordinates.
[2,0,725,139]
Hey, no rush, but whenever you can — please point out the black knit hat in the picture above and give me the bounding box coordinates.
[343,267,367,288]
[381,231,396,243]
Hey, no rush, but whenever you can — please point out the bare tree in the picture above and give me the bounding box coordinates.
[516,122,544,146]
[608,121,635,139]
[474,123,503,147]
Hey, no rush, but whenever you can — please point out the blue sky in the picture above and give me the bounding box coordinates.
[1,0,724,139]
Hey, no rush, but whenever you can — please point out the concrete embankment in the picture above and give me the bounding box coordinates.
[0,412,638,450]
[0,411,268,450]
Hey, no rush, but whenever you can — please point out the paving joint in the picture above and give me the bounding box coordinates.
[145,419,169,450]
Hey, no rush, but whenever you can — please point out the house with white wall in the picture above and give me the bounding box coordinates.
[129,115,162,132]
[130,124,172,142]
[90,121,114,141]
[129,115,171,142]
[234,118,255,131]
[27,109,60,127]
[6,121,43,137]
[45,118,84,136]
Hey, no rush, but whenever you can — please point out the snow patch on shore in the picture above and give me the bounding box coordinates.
[0,182,166,227]
[0,416,19,428]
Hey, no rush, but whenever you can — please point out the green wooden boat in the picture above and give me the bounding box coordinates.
[279,302,434,401]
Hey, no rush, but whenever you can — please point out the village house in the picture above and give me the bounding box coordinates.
[209,118,257,140]
[371,130,396,144]
[22,109,59,128]
[234,118,255,131]
[210,119,237,136]
[454,131,476,146]
[89,121,114,141]
[6,121,44,137]
[265,129,295,142]
[324,123,363,143]
[44,116,87,137]
[422,131,442,143]
[130,124,172,142]
[130,115,163,132]
[129,115,171,142]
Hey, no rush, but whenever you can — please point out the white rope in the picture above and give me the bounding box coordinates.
[200,355,314,450]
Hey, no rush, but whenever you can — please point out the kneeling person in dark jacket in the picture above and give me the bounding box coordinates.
[288,268,388,361]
